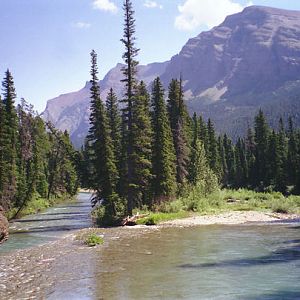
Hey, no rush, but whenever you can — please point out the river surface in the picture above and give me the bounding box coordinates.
[0,192,93,254]
[1,194,300,299]
[50,224,300,300]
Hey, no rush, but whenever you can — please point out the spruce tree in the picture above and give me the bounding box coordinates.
[235,138,248,187]
[120,0,139,215]
[254,109,269,187]
[87,50,118,216]
[131,81,153,207]
[106,88,122,171]
[1,70,18,208]
[151,78,176,203]
[167,79,190,185]
[207,118,221,176]
[188,113,208,185]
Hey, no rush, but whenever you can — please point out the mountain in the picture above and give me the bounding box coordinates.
[161,5,300,137]
[42,6,300,145]
[42,61,169,147]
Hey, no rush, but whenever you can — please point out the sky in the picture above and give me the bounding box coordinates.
[1,0,300,112]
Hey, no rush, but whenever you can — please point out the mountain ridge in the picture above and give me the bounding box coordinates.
[42,5,300,146]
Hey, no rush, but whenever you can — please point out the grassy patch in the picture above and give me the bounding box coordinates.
[6,193,75,220]
[84,233,104,247]
[147,188,300,219]
[75,228,104,247]
[136,211,190,225]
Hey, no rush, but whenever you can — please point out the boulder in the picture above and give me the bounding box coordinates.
[0,206,9,244]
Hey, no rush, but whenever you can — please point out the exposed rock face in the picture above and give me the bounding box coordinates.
[0,206,9,244]
[42,62,169,148]
[42,6,300,143]
[162,6,300,100]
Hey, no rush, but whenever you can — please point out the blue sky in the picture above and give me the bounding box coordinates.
[1,0,300,112]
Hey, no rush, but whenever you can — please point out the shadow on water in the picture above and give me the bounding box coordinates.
[179,239,300,269]
[12,214,88,223]
[243,290,300,300]
[12,224,87,234]
[57,205,91,209]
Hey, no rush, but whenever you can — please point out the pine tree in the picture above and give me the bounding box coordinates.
[198,115,209,154]
[223,134,236,186]
[266,130,280,187]
[0,96,6,208]
[235,138,248,187]
[167,79,190,185]
[130,81,153,207]
[87,50,118,216]
[245,127,256,187]
[16,99,35,206]
[106,88,122,171]
[188,113,208,185]
[276,118,288,192]
[254,109,269,188]
[151,78,176,203]
[286,117,299,190]
[1,70,18,208]
[120,0,139,215]
[207,118,221,176]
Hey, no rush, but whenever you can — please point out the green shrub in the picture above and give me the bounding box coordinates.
[84,233,104,247]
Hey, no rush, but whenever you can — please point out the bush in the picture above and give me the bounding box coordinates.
[84,233,104,247]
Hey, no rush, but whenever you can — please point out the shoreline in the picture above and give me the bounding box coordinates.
[0,210,299,299]
[160,210,300,227]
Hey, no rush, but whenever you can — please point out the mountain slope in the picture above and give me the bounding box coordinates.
[42,61,169,147]
[43,6,300,144]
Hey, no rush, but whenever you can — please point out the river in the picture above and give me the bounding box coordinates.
[0,192,93,254]
[0,193,300,299]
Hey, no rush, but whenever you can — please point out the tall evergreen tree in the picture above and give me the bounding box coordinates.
[188,113,208,185]
[106,88,122,171]
[1,70,18,208]
[254,109,269,187]
[151,78,176,202]
[167,79,190,185]
[235,138,248,187]
[87,50,118,216]
[120,0,139,215]
[130,81,153,207]
[207,118,221,176]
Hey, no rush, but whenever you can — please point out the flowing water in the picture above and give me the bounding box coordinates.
[50,223,300,300]
[0,192,93,254]
[1,194,300,299]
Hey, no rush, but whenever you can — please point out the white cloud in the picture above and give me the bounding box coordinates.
[92,0,118,13]
[144,0,163,9]
[175,0,253,31]
[72,22,91,29]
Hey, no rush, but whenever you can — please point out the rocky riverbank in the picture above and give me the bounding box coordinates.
[0,211,299,299]
[0,206,9,244]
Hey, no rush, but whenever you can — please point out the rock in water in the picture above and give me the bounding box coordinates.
[0,206,9,244]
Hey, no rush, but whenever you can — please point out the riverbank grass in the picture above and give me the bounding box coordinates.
[135,188,300,225]
[75,228,104,247]
[6,193,76,220]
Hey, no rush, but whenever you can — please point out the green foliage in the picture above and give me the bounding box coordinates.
[136,211,189,225]
[75,229,104,247]
[151,78,176,202]
[92,197,126,227]
[0,70,78,218]
[87,50,118,211]
[84,233,104,247]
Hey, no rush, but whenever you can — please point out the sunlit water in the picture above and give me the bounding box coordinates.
[0,192,92,253]
[50,223,300,300]
[1,195,299,299]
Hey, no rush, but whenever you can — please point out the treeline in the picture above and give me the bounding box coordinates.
[216,110,300,193]
[79,1,300,224]
[79,0,217,224]
[0,70,78,215]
